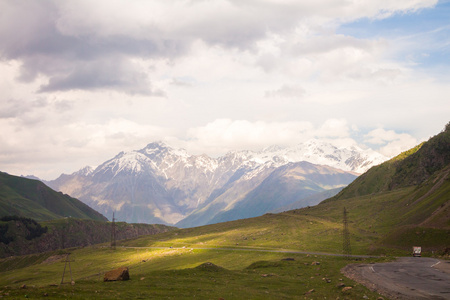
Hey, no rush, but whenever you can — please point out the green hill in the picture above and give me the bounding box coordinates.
[0,217,175,258]
[333,122,450,199]
[0,172,107,222]
[317,122,450,252]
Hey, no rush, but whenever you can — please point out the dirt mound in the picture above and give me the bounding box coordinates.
[194,262,228,272]
[246,261,281,269]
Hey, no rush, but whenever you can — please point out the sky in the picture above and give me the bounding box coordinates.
[0,0,449,180]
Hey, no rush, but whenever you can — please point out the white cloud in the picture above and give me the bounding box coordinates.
[316,118,351,138]
[185,119,315,155]
[265,85,306,99]
[364,128,418,157]
[0,0,447,180]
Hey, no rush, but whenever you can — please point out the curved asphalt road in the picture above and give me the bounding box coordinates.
[346,257,450,300]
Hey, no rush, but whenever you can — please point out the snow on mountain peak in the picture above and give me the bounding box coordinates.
[74,166,95,176]
[245,139,387,173]
[84,139,386,182]
[142,141,189,159]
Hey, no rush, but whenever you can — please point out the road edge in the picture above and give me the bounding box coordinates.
[341,263,411,300]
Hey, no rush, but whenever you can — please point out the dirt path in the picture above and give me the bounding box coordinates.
[342,257,450,300]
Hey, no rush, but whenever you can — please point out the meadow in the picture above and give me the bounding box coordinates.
[0,245,390,299]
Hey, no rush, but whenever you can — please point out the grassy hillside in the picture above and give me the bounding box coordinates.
[334,122,450,200]
[0,172,107,222]
[0,217,175,258]
[315,123,450,253]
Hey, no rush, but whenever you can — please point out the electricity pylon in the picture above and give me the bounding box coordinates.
[343,207,351,259]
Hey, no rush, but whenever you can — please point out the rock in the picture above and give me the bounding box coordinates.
[311,261,320,265]
[104,267,130,281]
[342,286,352,292]
[337,283,346,288]
[20,284,27,289]
[304,289,315,295]
[281,258,295,261]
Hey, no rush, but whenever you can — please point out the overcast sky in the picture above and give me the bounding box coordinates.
[1,0,449,180]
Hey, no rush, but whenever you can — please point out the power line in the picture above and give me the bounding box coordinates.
[111,212,116,250]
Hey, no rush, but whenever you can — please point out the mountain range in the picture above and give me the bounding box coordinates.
[44,140,386,227]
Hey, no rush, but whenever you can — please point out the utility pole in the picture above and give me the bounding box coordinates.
[111,212,116,250]
[343,207,351,259]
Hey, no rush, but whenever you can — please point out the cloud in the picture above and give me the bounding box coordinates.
[265,85,306,99]
[316,118,351,138]
[0,0,446,181]
[38,57,166,96]
[0,0,438,95]
[185,119,315,154]
[184,118,362,155]
[0,115,173,179]
[0,1,186,95]
[364,128,418,157]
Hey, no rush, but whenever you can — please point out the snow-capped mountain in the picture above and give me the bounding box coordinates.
[250,139,386,173]
[45,140,387,227]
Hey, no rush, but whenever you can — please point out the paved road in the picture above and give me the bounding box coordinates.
[344,257,450,300]
[120,245,377,258]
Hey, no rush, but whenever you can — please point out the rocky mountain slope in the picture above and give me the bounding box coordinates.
[46,140,385,227]
[177,161,357,227]
[0,172,107,222]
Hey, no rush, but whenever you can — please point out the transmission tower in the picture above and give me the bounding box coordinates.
[343,207,351,259]
[60,253,73,285]
[111,212,116,250]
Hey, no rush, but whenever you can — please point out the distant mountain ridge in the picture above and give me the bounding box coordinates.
[45,140,386,227]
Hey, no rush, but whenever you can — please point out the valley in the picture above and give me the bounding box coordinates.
[0,123,448,299]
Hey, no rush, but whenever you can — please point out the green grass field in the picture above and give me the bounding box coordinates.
[0,245,391,299]
[0,200,406,300]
